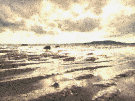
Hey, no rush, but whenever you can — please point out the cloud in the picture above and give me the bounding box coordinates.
[0,0,101,34]
[50,0,108,14]
[107,14,135,36]
[99,0,135,39]
[120,0,135,7]
[85,0,108,14]
[50,0,78,10]
[30,21,59,35]
[0,0,61,34]
[0,18,25,32]
[127,22,135,33]
[0,18,16,27]
[0,0,42,18]
[31,25,47,34]
[58,18,99,32]
[0,0,135,43]
[0,0,42,33]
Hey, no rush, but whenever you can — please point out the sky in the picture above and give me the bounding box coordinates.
[0,0,135,44]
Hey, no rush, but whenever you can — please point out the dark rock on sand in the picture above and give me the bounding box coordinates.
[115,70,135,78]
[55,45,60,48]
[75,74,94,80]
[63,57,75,61]
[87,53,93,55]
[52,82,59,88]
[51,55,68,59]
[21,44,28,46]
[0,50,13,53]
[85,57,97,62]
[93,81,116,87]
[44,46,51,50]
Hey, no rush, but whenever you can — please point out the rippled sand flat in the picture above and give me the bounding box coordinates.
[0,44,135,101]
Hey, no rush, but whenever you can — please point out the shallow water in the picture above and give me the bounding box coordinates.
[0,44,135,101]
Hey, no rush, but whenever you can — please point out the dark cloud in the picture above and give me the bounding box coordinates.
[31,26,47,34]
[127,22,135,33]
[0,0,42,18]
[0,18,16,27]
[0,0,44,33]
[31,24,59,35]
[0,0,103,34]
[0,0,60,34]
[85,0,108,14]
[50,0,78,10]
[0,0,42,32]
[109,14,135,36]
[58,18,99,32]
[0,18,25,32]
[118,22,135,35]
[50,0,108,14]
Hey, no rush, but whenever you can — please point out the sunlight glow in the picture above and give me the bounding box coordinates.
[71,4,84,14]
[101,0,135,26]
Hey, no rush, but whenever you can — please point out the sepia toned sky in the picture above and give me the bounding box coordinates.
[0,0,135,44]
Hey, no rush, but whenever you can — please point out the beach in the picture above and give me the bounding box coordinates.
[0,44,135,101]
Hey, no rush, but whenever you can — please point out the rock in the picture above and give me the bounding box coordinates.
[76,74,94,80]
[52,82,59,88]
[44,46,51,50]
[52,55,68,59]
[85,57,97,62]
[21,44,28,46]
[93,81,116,87]
[55,45,60,48]
[63,57,75,61]
[87,53,93,55]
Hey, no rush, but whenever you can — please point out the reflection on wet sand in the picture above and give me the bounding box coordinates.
[0,67,39,80]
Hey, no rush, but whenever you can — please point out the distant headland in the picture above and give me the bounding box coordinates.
[83,40,135,45]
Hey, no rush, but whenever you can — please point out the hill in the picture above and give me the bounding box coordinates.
[84,40,135,45]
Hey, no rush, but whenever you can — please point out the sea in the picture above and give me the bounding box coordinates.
[0,44,135,101]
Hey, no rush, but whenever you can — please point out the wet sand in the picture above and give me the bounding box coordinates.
[0,44,135,101]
